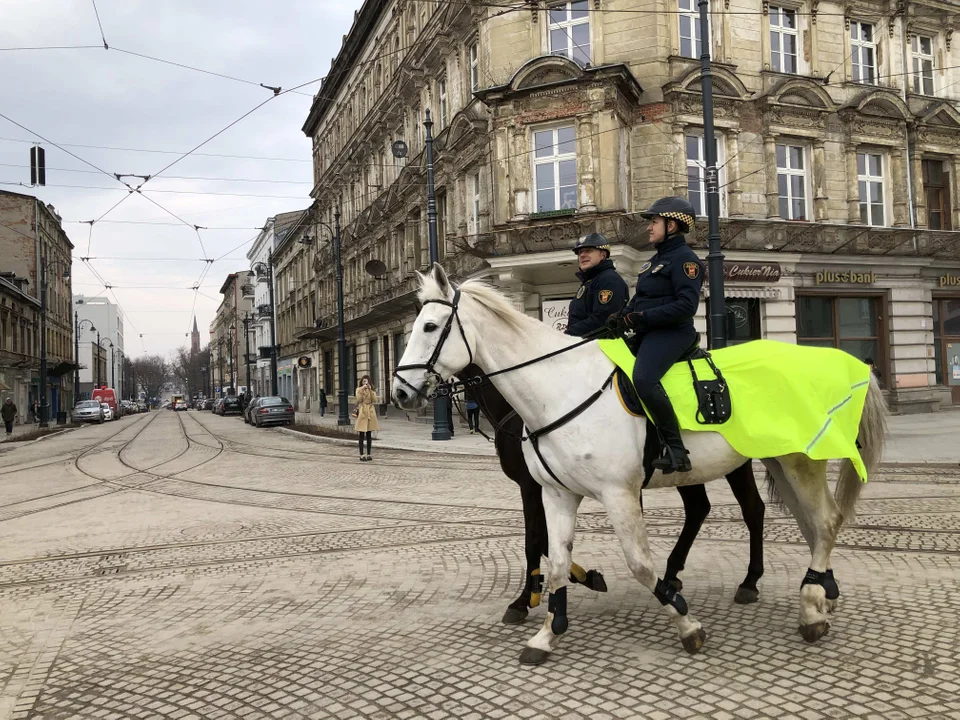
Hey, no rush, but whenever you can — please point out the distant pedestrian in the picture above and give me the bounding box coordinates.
[354,376,378,462]
[319,388,328,417]
[2,399,17,436]
[465,389,480,435]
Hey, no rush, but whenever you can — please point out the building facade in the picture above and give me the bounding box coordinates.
[210,271,255,396]
[0,189,75,417]
[0,273,41,420]
[73,295,124,398]
[292,0,960,415]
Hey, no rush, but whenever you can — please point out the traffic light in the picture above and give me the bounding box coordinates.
[30,146,46,186]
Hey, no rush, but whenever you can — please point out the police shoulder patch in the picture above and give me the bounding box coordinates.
[639,261,652,274]
[598,289,613,304]
[576,285,586,299]
[683,262,700,280]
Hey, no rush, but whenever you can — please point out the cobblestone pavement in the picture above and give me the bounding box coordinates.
[0,411,958,720]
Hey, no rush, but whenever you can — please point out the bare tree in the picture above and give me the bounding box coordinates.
[171,345,210,398]
[131,355,169,405]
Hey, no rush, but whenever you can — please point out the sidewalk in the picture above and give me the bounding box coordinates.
[292,407,960,464]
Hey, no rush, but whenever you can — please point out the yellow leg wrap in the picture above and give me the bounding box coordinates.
[570,562,587,583]
[529,568,541,608]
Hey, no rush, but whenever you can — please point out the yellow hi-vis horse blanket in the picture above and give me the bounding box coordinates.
[597,339,873,481]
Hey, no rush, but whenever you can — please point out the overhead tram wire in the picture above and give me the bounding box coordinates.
[90,0,108,48]
[0,181,312,200]
[0,136,311,162]
[0,162,313,184]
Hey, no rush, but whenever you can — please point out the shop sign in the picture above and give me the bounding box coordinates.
[541,299,572,334]
[939,273,960,288]
[704,261,782,283]
[814,270,877,285]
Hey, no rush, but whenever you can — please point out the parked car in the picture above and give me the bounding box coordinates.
[137,401,147,412]
[72,400,105,424]
[174,399,189,411]
[211,398,223,413]
[243,397,261,424]
[100,403,114,421]
[202,398,214,411]
[219,396,242,416]
[251,397,295,428]
[121,400,137,415]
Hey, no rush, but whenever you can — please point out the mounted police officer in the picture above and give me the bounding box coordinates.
[565,233,628,337]
[607,197,704,474]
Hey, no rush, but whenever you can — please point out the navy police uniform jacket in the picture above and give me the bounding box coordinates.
[566,258,628,337]
[625,234,704,331]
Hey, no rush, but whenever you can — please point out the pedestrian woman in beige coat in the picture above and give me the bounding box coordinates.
[354,375,379,461]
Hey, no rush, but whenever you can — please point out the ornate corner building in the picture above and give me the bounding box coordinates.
[279,0,960,417]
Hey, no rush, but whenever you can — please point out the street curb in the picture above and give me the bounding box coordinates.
[0,425,79,448]
[274,425,497,458]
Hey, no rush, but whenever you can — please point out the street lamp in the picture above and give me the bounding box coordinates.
[115,347,124,399]
[38,257,71,428]
[301,211,348,426]
[253,254,279,397]
[242,313,253,398]
[423,109,451,441]
[226,326,235,395]
[217,337,225,397]
[74,314,95,404]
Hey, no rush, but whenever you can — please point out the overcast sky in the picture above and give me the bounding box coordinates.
[1,0,357,358]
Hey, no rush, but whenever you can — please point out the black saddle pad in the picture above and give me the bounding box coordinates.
[615,370,659,488]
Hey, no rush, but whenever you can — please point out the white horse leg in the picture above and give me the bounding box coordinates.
[605,489,707,655]
[519,486,582,666]
[764,456,841,642]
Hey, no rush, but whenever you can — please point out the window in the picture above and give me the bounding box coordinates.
[797,296,881,369]
[469,172,481,234]
[346,345,357,393]
[368,337,380,392]
[776,143,808,220]
[533,125,577,213]
[685,132,725,217]
[323,350,334,394]
[933,299,960,394]
[912,35,934,95]
[857,152,885,226]
[438,77,448,128]
[850,21,876,84]
[678,0,703,59]
[707,298,762,346]
[469,43,480,93]
[923,159,951,230]
[769,7,798,73]
[393,332,406,369]
[548,1,590,66]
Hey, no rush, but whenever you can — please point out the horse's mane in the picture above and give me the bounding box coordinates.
[418,274,540,333]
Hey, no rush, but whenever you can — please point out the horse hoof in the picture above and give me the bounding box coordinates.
[668,578,683,592]
[799,621,830,643]
[585,570,608,593]
[734,586,759,605]
[680,628,706,655]
[519,647,550,666]
[825,598,838,615]
[501,607,528,625]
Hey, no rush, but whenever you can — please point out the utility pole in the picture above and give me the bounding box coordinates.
[699,0,727,349]
[243,313,252,396]
[110,343,115,390]
[267,250,279,396]
[38,261,49,427]
[218,338,225,397]
[334,209,349,426]
[95,332,101,388]
[423,110,451,441]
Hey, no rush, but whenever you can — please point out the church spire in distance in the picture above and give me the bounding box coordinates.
[191,315,201,355]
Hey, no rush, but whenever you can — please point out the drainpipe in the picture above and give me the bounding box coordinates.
[901,13,917,230]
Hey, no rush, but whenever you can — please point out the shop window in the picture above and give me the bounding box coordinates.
[770,6,798,74]
[392,332,406,370]
[912,35,935,96]
[797,295,881,367]
[707,298,762,346]
[776,143,808,220]
[934,299,960,390]
[857,152,886,226]
[533,125,578,213]
[850,21,876,84]
[685,132,726,217]
[548,1,591,66]
[324,349,334,395]
[678,0,704,59]
[923,159,951,230]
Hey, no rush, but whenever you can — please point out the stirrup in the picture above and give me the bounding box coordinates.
[652,444,691,474]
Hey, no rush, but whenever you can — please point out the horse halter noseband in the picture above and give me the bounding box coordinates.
[393,288,473,399]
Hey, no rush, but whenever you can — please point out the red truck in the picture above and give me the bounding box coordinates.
[92,387,119,420]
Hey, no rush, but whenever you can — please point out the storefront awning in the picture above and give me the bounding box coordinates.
[702,286,781,300]
[49,361,80,377]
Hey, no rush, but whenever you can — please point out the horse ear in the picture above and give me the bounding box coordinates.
[431,262,452,298]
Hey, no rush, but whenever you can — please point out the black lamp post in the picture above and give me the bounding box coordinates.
[74,314,95,404]
[226,327,235,395]
[217,338,225,397]
[423,110,451,440]
[38,257,70,428]
[242,313,252,396]
[698,0,728,349]
[253,253,279,397]
[301,211,348,426]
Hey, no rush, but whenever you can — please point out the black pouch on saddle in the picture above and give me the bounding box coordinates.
[687,353,731,425]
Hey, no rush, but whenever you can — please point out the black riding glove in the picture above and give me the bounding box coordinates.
[624,312,646,331]
[605,313,627,332]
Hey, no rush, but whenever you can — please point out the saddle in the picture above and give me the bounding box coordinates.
[612,333,732,486]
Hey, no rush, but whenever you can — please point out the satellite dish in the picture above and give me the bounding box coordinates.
[391,140,408,159]
[365,259,387,278]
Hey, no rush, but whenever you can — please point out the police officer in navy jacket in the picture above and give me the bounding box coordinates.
[565,233,628,337]
[607,197,704,474]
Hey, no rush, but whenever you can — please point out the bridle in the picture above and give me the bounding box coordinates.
[392,288,473,401]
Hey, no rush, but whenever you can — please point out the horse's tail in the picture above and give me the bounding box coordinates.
[835,373,887,526]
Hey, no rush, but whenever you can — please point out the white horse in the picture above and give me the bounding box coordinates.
[393,265,887,665]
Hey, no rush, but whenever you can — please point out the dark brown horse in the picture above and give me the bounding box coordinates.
[461,364,766,624]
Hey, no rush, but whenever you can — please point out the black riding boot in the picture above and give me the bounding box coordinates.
[645,383,691,474]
